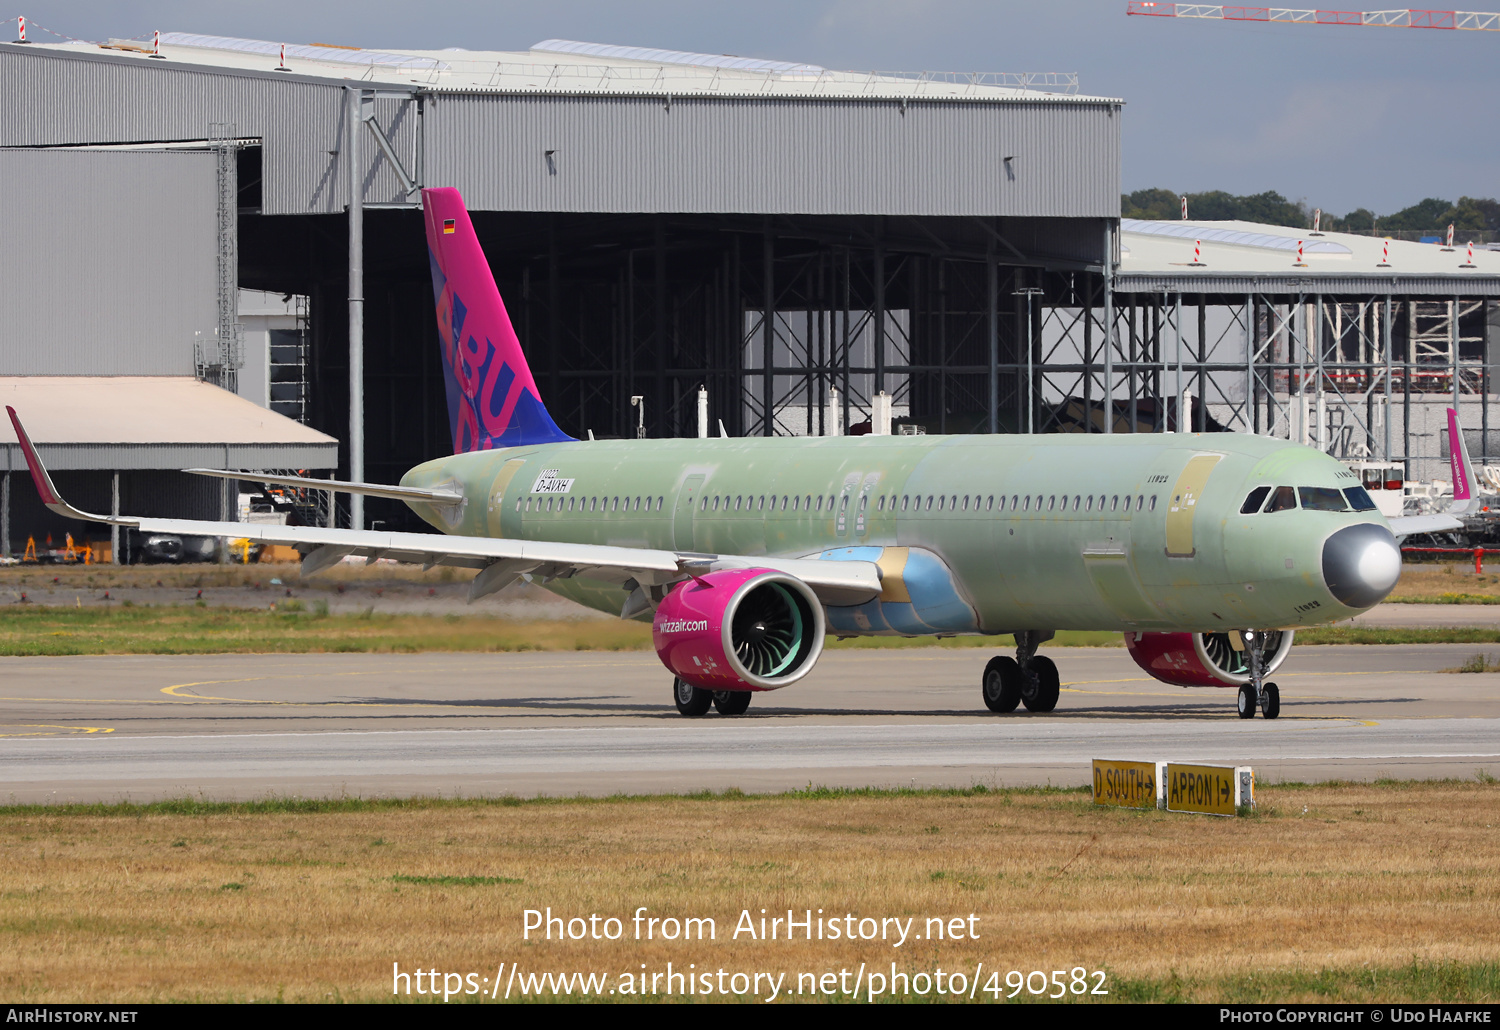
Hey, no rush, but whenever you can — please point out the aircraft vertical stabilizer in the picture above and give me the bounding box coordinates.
[421,187,572,453]
[1448,406,1481,516]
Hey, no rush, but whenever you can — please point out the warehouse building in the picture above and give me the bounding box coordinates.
[0,31,1120,539]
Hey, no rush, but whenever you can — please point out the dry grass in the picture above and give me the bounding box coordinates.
[1388,561,1500,603]
[1,782,1497,1003]
[0,606,653,656]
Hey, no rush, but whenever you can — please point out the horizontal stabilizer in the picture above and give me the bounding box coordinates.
[1387,513,1465,543]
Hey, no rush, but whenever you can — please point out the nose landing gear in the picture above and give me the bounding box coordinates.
[1238,630,1281,720]
[981,630,1059,713]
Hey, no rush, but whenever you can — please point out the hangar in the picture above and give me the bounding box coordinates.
[0,31,1119,540]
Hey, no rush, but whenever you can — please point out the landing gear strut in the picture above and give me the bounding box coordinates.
[982,631,1059,713]
[1240,630,1281,720]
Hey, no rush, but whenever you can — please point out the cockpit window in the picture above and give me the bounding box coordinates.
[1343,486,1378,512]
[1299,486,1349,512]
[1265,486,1297,513]
[1240,486,1271,514]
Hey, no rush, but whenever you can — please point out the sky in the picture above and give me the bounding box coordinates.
[14,0,1498,215]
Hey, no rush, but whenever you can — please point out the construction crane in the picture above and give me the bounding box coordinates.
[1126,3,1500,30]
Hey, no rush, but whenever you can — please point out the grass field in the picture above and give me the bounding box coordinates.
[2,601,1500,655]
[4,604,1500,656]
[0,561,1498,656]
[1,781,1496,1003]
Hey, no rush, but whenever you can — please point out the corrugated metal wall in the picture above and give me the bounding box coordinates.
[425,93,1119,218]
[0,46,417,213]
[0,148,218,374]
[0,45,1119,221]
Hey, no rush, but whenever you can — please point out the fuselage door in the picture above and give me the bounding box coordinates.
[674,474,706,550]
[1165,453,1223,558]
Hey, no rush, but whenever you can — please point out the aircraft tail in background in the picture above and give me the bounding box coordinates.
[421,187,572,454]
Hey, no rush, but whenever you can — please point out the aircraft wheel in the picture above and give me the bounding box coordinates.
[1260,682,1281,720]
[982,656,1023,713]
[1237,683,1257,719]
[712,689,752,716]
[1022,655,1060,713]
[674,677,712,717]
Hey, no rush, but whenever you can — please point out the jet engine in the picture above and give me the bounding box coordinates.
[1124,630,1294,687]
[653,568,825,691]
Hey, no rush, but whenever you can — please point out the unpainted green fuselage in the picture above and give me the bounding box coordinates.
[400,433,1384,634]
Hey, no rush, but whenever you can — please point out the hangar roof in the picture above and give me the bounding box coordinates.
[32,32,1113,103]
[1116,218,1500,296]
[0,377,337,471]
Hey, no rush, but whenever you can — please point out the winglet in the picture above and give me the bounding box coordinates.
[5,406,134,526]
[1448,407,1481,516]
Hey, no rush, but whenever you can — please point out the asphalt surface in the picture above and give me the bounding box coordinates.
[2,643,1498,802]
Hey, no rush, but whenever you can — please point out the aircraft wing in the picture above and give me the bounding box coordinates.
[1386,513,1465,544]
[5,407,880,609]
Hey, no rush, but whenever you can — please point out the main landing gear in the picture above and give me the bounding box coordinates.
[1237,630,1281,720]
[673,678,753,717]
[982,630,1059,714]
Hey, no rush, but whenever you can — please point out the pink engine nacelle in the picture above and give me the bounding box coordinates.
[652,568,825,691]
[1124,630,1295,687]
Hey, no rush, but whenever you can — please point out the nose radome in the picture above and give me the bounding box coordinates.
[1321,523,1402,609]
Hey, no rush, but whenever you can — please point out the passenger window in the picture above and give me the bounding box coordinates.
[1110,495,1118,511]
[1265,486,1297,513]
[859,495,868,510]
[841,495,849,512]
[1240,486,1271,515]
[925,495,934,511]
[1149,496,1157,512]
[877,496,885,511]
[987,495,994,510]
[1344,486,1378,512]
[1023,495,1031,511]
[937,496,945,511]
[1299,487,1348,512]
[1011,495,1019,510]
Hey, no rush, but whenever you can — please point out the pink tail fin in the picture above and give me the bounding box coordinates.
[1448,406,1479,514]
[421,187,571,453]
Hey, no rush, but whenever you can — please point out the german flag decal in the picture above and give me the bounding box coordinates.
[442,219,456,234]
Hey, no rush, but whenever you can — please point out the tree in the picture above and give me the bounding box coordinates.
[1444,197,1500,232]
[1121,188,1181,220]
[1120,188,1308,227]
[1375,198,1452,232]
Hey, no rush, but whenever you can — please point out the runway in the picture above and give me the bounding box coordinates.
[2,645,1499,802]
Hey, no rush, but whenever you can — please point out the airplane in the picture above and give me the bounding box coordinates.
[6,187,1478,721]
